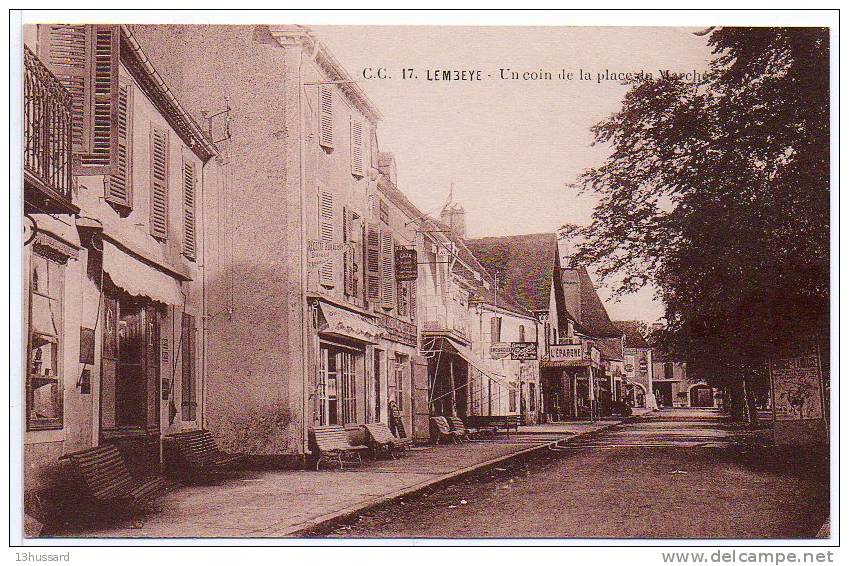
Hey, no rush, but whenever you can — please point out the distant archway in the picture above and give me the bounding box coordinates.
[689,383,714,407]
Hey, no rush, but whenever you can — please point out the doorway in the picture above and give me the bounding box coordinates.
[100,287,161,472]
[654,382,673,408]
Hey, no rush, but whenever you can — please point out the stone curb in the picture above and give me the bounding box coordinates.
[274,417,634,537]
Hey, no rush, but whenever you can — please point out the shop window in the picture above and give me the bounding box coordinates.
[27,252,64,430]
[389,353,407,411]
[319,345,360,426]
[529,382,537,412]
[340,350,357,424]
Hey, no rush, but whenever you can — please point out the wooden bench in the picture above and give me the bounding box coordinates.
[165,429,246,478]
[361,422,412,459]
[430,416,462,444]
[447,416,494,440]
[59,444,166,508]
[465,415,522,435]
[310,425,369,470]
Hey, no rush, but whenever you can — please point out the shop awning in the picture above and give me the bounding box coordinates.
[439,336,514,390]
[318,302,385,344]
[102,240,184,305]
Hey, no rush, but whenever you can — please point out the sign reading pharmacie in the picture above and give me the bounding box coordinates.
[548,343,583,362]
[395,247,418,281]
[510,341,538,361]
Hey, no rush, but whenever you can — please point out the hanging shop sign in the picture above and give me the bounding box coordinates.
[395,248,418,281]
[490,342,511,359]
[511,341,538,361]
[549,343,583,362]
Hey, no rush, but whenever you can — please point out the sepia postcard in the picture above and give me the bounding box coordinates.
[11,9,837,557]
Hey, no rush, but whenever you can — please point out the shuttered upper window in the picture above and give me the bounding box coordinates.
[149,126,169,240]
[319,85,333,149]
[38,24,119,175]
[350,119,364,177]
[318,190,335,287]
[366,223,381,303]
[105,82,133,210]
[182,157,197,260]
[380,232,396,309]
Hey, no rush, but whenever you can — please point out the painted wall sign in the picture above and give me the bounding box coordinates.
[307,240,349,268]
[549,344,583,362]
[511,341,538,360]
[490,342,511,359]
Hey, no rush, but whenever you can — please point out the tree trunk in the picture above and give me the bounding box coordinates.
[743,375,760,429]
[727,381,746,421]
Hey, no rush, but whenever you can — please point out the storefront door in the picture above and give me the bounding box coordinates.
[100,287,161,472]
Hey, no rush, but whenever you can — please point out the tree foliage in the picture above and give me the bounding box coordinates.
[570,27,830,386]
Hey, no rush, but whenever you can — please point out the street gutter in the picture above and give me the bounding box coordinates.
[277,415,642,537]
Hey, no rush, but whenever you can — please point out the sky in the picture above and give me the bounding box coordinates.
[312,26,714,323]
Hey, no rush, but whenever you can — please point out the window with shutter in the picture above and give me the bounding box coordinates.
[318,190,335,287]
[491,316,502,343]
[381,233,396,309]
[106,82,133,209]
[318,85,333,149]
[365,223,381,303]
[182,157,197,260]
[350,119,364,177]
[38,24,119,175]
[149,126,169,240]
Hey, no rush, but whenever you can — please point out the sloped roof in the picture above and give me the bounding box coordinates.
[420,218,532,319]
[592,336,625,361]
[575,267,623,338]
[465,233,557,314]
[614,320,651,349]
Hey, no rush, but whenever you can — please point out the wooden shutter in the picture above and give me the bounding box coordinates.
[366,223,381,302]
[182,157,197,260]
[39,24,119,175]
[318,85,333,149]
[350,119,364,176]
[491,316,502,343]
[149,126,169,240]
[318,190,335,287]
[381,232,396,308]
[105,82,132,208]
[343,206,354,296]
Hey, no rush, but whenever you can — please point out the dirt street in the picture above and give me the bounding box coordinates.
[314,410,829,539]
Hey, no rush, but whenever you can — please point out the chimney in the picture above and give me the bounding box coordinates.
[440,203,466,239]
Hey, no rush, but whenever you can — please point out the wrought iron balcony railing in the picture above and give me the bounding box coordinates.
[24,45,76,214]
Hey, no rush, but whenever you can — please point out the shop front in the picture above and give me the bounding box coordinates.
[97,240,186,474]
[311,300,386,432]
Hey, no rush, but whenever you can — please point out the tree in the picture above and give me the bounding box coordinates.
[569,28,830,424]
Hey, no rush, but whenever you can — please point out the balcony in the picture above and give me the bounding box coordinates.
[420,293,471,344]
[24,46,77,215]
